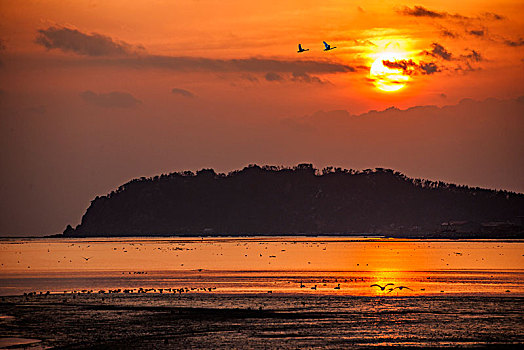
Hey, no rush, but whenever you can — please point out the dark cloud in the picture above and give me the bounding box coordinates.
[440,29,458,38]
[382,59,439,76]
[420,44,483,72]
[356,65,372,71]
[455,61,479,73]
[171,88,195,98]
[265,72,283,82]
[503,38,524,47]
[462,50,482,62]
[264,71,326,84]
[80,90,141,108]
[400,7,509,49]
[483,12,505,20]
[382,59,418,75]
[425,43,453,61]
[290,71,325,84]
[398,6,505,22]
[35,26,141,56]
[34,52,355,75]
[34,27,355,75]
[115,55,355,74]
[397,5,446,18]
[419,62,439,75]
[468,29,485,37]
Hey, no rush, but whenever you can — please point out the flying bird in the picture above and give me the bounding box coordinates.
[82,257,92,261]
[370,283,394,291]
[388,286,413,292]
[323,41,337,51]
[297,44,309,53]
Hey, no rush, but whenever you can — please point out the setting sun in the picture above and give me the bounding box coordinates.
[370,52,410,92]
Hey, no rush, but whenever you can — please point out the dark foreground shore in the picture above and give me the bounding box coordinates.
[1,294,522,349]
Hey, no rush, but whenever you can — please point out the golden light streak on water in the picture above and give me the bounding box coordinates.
[0,237,522,296]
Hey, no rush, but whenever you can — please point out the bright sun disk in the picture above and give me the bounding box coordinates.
[370,52,410,92]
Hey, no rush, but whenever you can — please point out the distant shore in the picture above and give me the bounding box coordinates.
[62,165,524,239]
[46,232,524,239]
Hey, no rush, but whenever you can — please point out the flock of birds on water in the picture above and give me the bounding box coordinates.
[20,280,414,299]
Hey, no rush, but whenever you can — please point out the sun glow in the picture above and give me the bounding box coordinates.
[370,51,410,92]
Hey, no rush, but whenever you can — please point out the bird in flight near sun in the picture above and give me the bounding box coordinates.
[323,41,336,51]
[297,44,309,53]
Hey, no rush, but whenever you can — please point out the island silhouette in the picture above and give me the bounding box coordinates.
[63,164,524,238]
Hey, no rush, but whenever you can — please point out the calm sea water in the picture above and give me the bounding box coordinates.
[0,237,522,296]
[1,237,523,348]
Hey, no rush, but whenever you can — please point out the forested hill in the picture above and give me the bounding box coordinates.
[63,164,524,237]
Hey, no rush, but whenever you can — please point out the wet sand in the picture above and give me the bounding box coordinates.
[0,337,40,348]
[1,293,523,349]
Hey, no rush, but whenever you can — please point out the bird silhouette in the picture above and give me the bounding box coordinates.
[82,257,92,261]
[297,44,309,53]
[334,283,341,290]
[388,286,412,293]
[370,283,394,291]
[323,41,337,51]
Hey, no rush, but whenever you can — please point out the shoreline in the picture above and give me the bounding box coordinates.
[1,233,522,240]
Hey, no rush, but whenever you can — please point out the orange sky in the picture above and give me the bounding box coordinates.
[2,0,523,108]
[0,1,523,235]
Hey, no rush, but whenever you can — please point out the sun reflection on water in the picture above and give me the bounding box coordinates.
[0,237,522,296]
